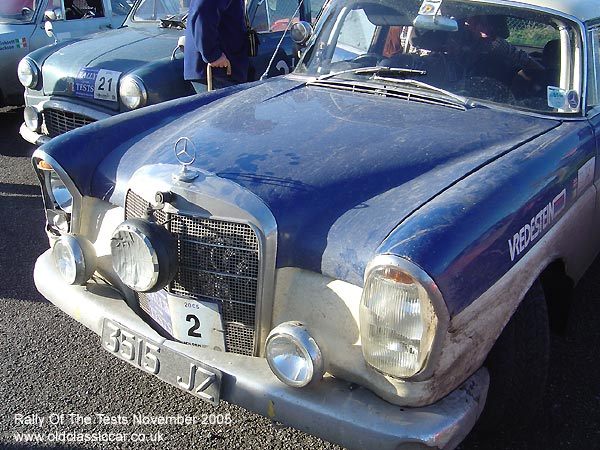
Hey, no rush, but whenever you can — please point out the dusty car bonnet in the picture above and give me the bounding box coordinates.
[40,26,179,101]
[46,78,560,285]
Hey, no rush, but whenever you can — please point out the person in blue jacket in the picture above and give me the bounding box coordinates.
[184,0,249,93]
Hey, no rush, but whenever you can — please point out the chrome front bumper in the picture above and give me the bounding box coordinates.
[34,249,489,450]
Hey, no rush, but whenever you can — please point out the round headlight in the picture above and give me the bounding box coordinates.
[17,57,39,89]
[111,218,177,292]
[119,76,147,110]
[52,234,97,285]
[24,106,41,132]
[265,322,324,388]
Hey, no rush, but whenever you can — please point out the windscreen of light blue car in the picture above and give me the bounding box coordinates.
[0,0,38,24]
[133,0,189,21]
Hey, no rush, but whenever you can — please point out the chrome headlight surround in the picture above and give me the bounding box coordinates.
[17,57,40,89]
[24,106,42,132]
[32,151,82,235]
[52,234,97,285]
[360,254,449,380]
[265,322,324,388]
[119,75,147,110]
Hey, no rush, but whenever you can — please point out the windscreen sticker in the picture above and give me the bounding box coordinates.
[547,86,567,109]
[567,90,580,110]
[508,189,566,262]
[0,37,27,51]
[74,68,121,102]
[418,0,442,16]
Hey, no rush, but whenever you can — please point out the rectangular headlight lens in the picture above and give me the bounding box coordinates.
[360,266,438,378]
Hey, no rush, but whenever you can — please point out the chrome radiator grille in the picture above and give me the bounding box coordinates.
[125,190,260,356]
[42,108,96,137]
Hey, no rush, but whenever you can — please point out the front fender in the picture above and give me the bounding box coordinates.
[379,120,597,317]
[129,55,194,105]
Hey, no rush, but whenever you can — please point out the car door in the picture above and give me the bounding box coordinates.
[247,0,326,79]
[29,0,114,49]
[584,22,600,249]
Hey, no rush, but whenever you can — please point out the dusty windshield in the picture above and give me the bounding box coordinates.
[0,0,37,24]
[132,0,189,21]
[298,0,582,113]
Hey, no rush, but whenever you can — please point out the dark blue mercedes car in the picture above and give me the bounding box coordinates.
[19,0,325,145]
[31,0,600,448]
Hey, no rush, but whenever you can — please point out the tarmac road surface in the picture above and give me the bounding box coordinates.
[0,107,598,449]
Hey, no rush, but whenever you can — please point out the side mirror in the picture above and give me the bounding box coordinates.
[44,20,57,43]
[171,35,185,60]
[413,14,458,32]
[44,9,57,21]
[291,21,313,45]
[44,7,64,21]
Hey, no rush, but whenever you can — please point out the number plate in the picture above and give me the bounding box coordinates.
[101,319,221,405]
[73,68,121,102]
[146,290,226,351]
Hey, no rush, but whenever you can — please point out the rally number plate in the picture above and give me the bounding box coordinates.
[101,319,221,405]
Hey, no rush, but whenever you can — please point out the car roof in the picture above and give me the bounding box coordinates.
[490,0,600,22]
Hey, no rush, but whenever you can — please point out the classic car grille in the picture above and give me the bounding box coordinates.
[125,190,260,356]
[42,108,96,137]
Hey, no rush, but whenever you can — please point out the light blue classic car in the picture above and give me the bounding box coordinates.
[0,0,131,107]
[19,0,326,145]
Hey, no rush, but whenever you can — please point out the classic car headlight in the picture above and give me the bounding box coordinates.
[360,255,446,379]
[119,76,147,110]
[265,322,324,388]
[111,218,177,292]
[36,159,73,214]
[52,234,97,285]
[17,57,40,89]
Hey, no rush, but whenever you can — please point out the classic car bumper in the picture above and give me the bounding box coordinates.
[34,249,488,450]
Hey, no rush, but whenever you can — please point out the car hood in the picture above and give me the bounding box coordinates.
[40,24,180,103]
[47,78,560,285]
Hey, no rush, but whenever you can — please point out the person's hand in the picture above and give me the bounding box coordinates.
[209,53,230,69]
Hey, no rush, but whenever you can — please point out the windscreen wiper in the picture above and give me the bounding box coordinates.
[371,75,476,107]
[314,66,427,82]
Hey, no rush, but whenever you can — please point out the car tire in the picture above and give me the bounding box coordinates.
[476,280,550,432]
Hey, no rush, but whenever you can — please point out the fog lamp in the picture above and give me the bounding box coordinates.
[111,218,177,292]
[265,322,324,388]
[24,106,41,132]
[52,234,97,285]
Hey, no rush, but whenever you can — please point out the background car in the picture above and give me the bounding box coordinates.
[0,0,131,107]
[19,0,326,145]
[30,0,600,448]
